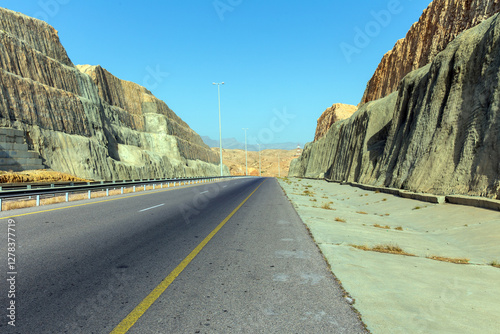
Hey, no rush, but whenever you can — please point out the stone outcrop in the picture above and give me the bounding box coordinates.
[360,0,500,105]
[290,13,500,199]
[314,103,357,141]
[0,7,227,180]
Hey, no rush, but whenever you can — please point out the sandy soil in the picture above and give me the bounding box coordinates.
[211,148,299,177]
[278,177,500,334]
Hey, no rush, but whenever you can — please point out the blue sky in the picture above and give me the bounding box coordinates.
[2,0,431,146]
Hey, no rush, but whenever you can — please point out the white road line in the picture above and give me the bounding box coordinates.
[200,191,209,194]
[138,204,165,212]
[223,185,227,188]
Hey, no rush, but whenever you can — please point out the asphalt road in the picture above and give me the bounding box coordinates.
[0,177,367,333]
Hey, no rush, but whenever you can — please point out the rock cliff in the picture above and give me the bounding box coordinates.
[360,0,500,105]
[0,7,226,180]
[290,12,500,199]
[314,103,357,141]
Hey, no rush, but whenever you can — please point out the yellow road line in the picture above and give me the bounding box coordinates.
[110,179,266,334]
[0,180,220,220]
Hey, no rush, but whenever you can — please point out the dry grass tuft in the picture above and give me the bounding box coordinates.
[0,170,90,184]
[350,244,415,256]
[356,211,368,214]
[395,226,403,231]
[427,255,469,264]
[321,202,335,210]
[334,217,346,222]
[374,224,391,229]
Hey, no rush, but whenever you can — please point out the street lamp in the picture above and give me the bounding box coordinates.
[213,82,224,176]
[257,143,261,177]
[278,151,281,177]
[243,128,248,176]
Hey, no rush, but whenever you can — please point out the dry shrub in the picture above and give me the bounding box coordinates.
[350,244,415,256]
[427,255,469,264]
[334,217,346,222]
[374,224,391,229]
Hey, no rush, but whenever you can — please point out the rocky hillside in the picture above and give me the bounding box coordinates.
[211,148,299,176]
[0,7,225,180]
[360,0,500,105]
[290,12,500,199]
[314,103,357,141]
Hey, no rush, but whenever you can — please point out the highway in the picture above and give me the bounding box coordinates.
[0,177,366,333]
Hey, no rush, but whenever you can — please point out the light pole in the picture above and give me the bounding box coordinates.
[278,151,281,177]
[213,82,224,176]
[243,128,248,176]
[257,143,261,177]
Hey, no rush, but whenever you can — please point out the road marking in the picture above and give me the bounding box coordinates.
[138,204,164,212]
[199,191,209,194]
[110,179,266,334]
[223,185,227,188]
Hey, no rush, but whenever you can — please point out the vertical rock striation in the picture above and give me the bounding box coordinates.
[360,0,500,105]
[290,13,500,199]
[0,7,226,179]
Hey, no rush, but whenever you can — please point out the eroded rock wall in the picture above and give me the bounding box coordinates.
[0,7,225,180]
[360,0,500,105]
[314,103,357,141]
[291,13,500,198]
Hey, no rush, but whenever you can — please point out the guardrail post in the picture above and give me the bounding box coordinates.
[66,192,69,202]
[36,195,40,206]
[27,184,32,190]
[153,184,155,190]
[143,185,146,191]
[106,188,109,196]
[51,184,54,188]
[88,190,91,199]
[160,183,163,189]
[133,186,136,192]
[121,187,124,194]
[0,198,2,211]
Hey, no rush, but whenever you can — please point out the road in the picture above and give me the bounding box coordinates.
[0,177,367,333]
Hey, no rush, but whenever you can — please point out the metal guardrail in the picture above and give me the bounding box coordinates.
[0,175,236,211]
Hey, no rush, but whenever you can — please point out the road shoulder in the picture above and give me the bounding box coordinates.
[278,177,500,334]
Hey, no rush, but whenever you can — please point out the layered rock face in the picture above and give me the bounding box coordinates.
[0,7,225,180]
[314,103,357,141]
[290,13,500,198]
[360,0,500,105]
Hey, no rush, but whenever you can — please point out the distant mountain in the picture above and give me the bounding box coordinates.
[201,136,303,151]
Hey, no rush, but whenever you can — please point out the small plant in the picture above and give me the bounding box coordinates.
[426,255,469,264]
[395,226,403,231]
[310,198,317,202]
[356,211,368,215]
[321,202,334,210]
[413,206,422,210]
[382,198,387,201]
[375,190,380,194]
[334,217,346,222]
[489,260,500,268]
